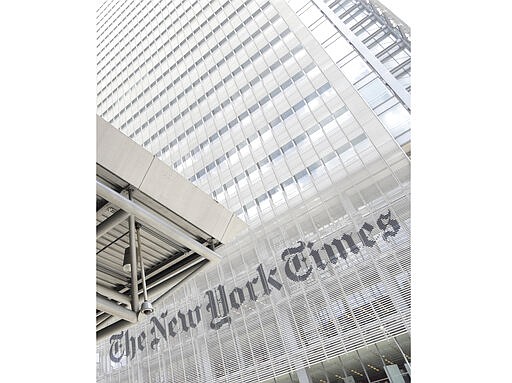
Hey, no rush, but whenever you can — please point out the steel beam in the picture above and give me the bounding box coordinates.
[153,261,209,305]
[148,260,205,301]
[96,284,131,307]
[96,294,137,323]
[144,249,195,281]
[97,262,206,333]
[96,180,222,263]
[128,189,140,313]
[96,257,203,328]
[96,314,121,332]
[96,312,111,326]
[96,209,129,239]
[145,256,204,292]
[136,225,149,302]
[106,248,197,299]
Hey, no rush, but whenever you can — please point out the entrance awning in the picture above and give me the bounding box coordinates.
[96,116,247,340]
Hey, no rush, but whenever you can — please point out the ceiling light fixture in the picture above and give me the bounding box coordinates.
[123,247,133,273]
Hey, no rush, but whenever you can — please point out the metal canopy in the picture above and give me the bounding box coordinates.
[96,116,247,340]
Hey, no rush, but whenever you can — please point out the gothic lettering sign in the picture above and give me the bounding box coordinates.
[109,210,400,362]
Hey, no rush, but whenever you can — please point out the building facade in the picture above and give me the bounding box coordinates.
[96,0,411,382]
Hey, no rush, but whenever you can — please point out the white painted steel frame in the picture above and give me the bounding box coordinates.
[96,261,208,340]
[96,294,137,323]
[96,284,131,306]
[96,209,129,239]
[96,180,222,263]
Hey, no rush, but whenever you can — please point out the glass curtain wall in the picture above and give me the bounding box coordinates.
[288,0,410,153]
[96,0,411,382]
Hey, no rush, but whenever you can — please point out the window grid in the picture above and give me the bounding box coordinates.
[96,0,411,381]
[289,0,410,150]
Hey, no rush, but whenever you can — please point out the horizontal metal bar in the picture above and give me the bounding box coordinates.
[96,209,129,239]
[96,294,137,323]
[96,181,222,263]
[96,284,131,306]
[148,259,206,300]
[96,312,111,326]
[97,251,196,301]
[96,314,121,332]
[143,249,195,282]
[97,262,207,333]
[153,261,209,305]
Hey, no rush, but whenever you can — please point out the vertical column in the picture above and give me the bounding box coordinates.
[128,189,139,313]
[296,367,313,383]
[383,364,406,383]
